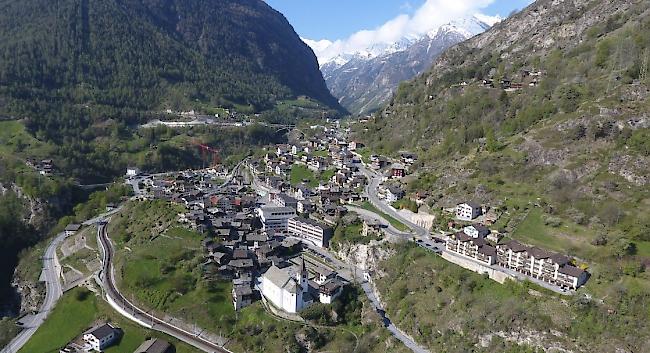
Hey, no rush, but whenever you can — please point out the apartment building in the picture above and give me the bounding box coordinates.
[446,231,497,265]
[257,206,296,234]
[287,217,333,248]
[456,202,482,221]
[496,240,588,290]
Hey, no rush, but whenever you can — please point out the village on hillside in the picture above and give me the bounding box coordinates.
[120,118,589,325]
[44,117,591,352]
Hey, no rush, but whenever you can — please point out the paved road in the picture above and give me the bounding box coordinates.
[94,165,247,352]
[4,161,245,353]
[96,223,233,353]
[2,232,65,353]
[356,164,446,253]
[298,241,431,353]
[360,281,431,353]
[244,159,435,353]
[345,206,410,237]
[127,160,246,199]
[359,165,429,237]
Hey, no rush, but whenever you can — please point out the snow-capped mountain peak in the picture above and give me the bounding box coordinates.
[313,15,498,69]
[317,15,500,114]
[430,15,494,39]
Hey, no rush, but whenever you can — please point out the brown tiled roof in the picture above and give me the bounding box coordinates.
[454,232,472,242]
[471,237,487,247]
[528,247,552,259]
[502,240,529,253]
[232,249,248,259]
[550,254,570,265]
[478,245,497,257]
[558,265,585,277]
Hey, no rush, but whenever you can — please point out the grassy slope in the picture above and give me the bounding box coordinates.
[19,288,201,353]
[0,318,21,350]
[290,164,337,188]
[360,201,409,232]
[59,226,100,278]
[290,164,319,187]
[354,0,650,274]
[0,120,54,161]
[108,200,403,353]
[376,243,650,353]
[330,219,382,252]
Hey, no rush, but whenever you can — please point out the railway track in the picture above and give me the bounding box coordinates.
[97,224,232,353]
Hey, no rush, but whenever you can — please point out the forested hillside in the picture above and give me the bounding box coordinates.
[0,0,337,182]
[0,191,36,314]
[0,0,339,121]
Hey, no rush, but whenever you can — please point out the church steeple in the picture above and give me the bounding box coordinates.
[296,256,309,294]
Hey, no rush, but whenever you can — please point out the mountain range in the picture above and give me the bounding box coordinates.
[310,16,497,114]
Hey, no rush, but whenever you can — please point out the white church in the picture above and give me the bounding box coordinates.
[259,257,345,314]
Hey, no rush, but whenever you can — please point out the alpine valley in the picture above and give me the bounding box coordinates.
[314,16,498,114]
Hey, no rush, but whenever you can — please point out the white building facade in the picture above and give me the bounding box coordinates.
[456,202,482,221]
[257,206,296,234]
[260,262,310,314]
[287,217,333,248]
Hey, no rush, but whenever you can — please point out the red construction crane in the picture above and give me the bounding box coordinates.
[191,140,221,168]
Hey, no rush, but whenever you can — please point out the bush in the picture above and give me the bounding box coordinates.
[171,274,194,294]
[75,289,91,301]
[134,273,157,288]
[556,84,583,113]
[599,203,624,226]
[160,261,176,274]
[543,216,562,227]
[300,303,333,325]
[627,129,650,156]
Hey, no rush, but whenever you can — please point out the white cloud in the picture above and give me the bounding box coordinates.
[301,38,333,53]
[305,0,496,64]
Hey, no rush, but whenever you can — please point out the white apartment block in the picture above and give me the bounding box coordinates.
[257,206,296,234]
[287,217,333,248]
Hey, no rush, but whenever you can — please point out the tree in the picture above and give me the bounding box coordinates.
[485,127,501,152]
[599,203,624,226]
[557,85,583,113]
[614,238,637,258]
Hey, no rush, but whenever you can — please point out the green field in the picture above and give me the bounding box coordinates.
[312,149,330,158]
[109,200,409,353]
[360,201,410,232]
[289,164,337,188]
[356,147,372,164]
[511,208,597,260]
[636,241,650,257]
[0,120,54,159]
[290,164,318,187]
[19,288,201,353]
[319,168,336,183]
[331,220,381,251]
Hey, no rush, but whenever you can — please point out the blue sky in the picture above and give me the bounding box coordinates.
[266,0,533,40]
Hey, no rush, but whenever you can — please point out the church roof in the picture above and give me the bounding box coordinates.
[263,265,300,293]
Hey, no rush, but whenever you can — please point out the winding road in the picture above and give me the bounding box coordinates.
[1,233,65,353]
[96,223,232,353]
[299,239,431,353]
[94,164,249,353]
